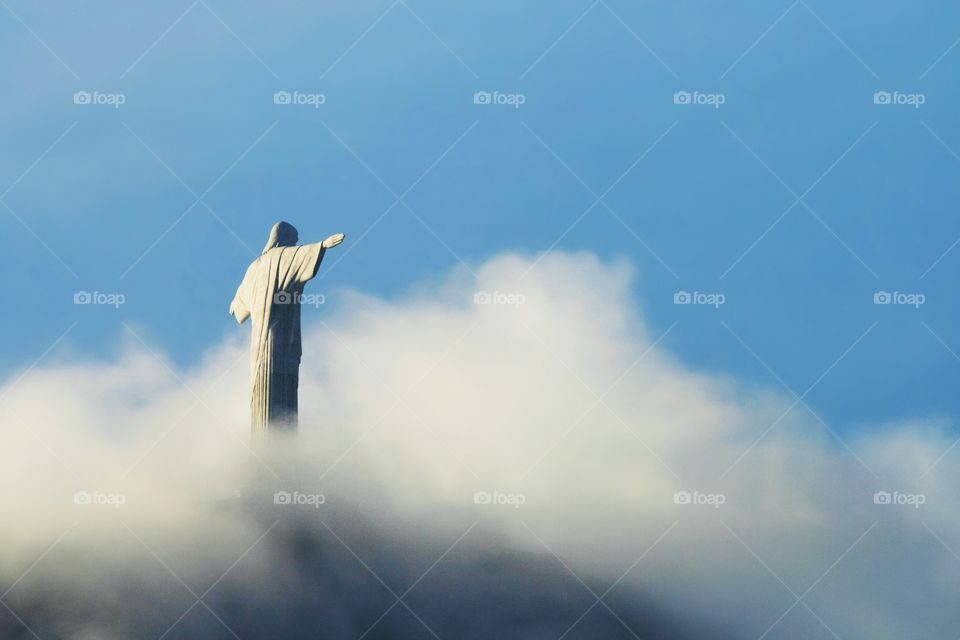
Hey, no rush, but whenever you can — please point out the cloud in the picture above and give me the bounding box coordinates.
[0,251,957,639]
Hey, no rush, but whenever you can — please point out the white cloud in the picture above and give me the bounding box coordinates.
[0,251,957,638]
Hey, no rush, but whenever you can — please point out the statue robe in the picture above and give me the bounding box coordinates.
[229,242,325,432]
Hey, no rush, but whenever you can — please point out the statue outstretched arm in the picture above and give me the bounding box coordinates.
[230,299,250,324]
[300,233,345,282]
[230,262,256,324]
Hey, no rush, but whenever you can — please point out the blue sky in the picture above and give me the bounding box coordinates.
[2,0,959,433]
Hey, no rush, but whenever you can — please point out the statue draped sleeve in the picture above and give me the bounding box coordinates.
[229,262,256,324]
[279,243,325,289]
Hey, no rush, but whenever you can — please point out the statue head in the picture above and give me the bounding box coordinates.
[263,221,299,254]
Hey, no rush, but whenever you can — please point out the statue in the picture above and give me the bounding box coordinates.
[229,221,344,433]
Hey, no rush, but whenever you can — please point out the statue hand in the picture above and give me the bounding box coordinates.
[322,233,345,249]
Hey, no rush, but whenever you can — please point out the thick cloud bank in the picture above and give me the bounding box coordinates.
[0,252,957,639]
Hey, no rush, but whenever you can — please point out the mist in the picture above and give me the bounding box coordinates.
[1,252,957,639]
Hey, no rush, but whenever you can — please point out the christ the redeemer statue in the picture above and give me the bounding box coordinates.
[230,221,344,433]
